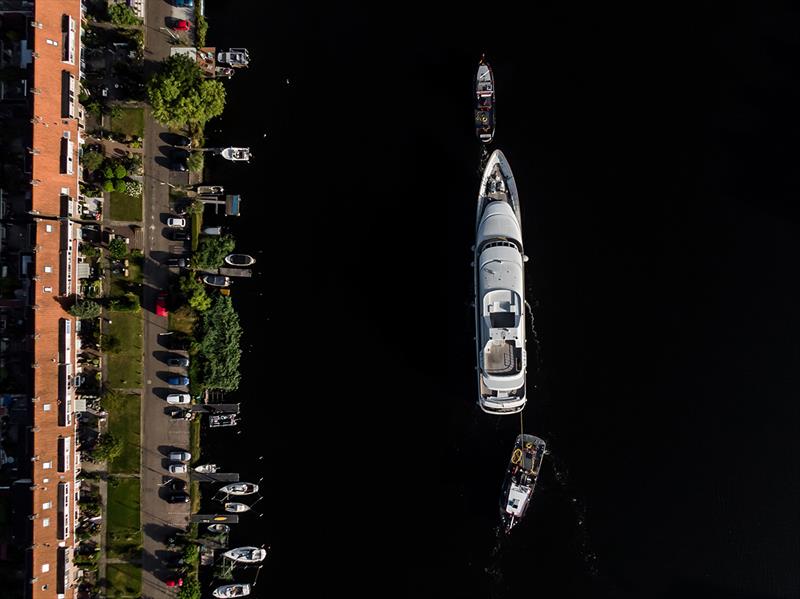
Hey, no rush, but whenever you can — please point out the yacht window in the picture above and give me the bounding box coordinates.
[490,312,515,328]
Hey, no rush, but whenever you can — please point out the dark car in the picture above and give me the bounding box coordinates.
[171,230,190,242]
[170,149,189,171]
[168,375,189,386]
[172,133,191,147]
[166,257,190,268]
[174,0,194,6]
[165,479,186,492]
[166,407,186,419]
[167,356,190,367]
[166,492,190,504]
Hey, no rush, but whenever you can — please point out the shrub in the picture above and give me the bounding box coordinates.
[126,180,143,197]
[114,164,128,179]
[103,166,115,179]
[81,150,105,172]
[70,299,102,319]
[114,179,127,193]
[108,237,128,260]
[107,3,140,27]
[102,180,115,192]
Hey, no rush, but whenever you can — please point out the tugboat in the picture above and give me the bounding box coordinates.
[213,584,252,598]
[220,147,251,162]
[219,482,259,496]
[500,434,546,533]
[475,55,495,143]
[222,546,267,563]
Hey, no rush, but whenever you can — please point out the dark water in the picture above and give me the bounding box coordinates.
[199,2,800,598]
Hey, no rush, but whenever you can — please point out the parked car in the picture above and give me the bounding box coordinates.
[170,149,188,171]
[167,356,190,367]
[166,407,188,419]
[155,292,168,317]
[166,217,186,228]
[171,230,190,242]
[166,257,190,268]
[171,133,192,147]
[167,375,189,386]
[168,464,188,475]
[165,577,184,588]
[170,19,191,31]
[166,393,191,405]
[165,479,186,492]
[169,451,191,462]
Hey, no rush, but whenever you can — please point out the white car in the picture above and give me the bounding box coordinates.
[167,217,186,228]
[169,451,191,462]
[166,393,191,405]
[168,463,188,474]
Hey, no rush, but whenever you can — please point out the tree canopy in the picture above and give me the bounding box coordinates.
[179,274,212,313]
[108,237,128,260]
[147,55,226,127]
[198,295,242,391]
[91,434,123,461]
[69,299,102,319]
[193,234,235,270]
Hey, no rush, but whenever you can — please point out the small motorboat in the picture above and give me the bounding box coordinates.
[209,413,238,428]
[222,546,267,563]
[474,55,496,143]
[500,434,546,533]
[194,463,218,473]
[220,147,251,162]
[217,48,250,68]
[207,523,230,534]
[203,275,231,288]
[224,502,250,513]
[213,584,251,598]
[219,482,259,496]
[197,185,224,195]
[224,254,255,267]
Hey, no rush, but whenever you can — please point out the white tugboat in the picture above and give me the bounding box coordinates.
[500,434,546,533]
[219,482,259,496]
[220,147,251,162]
[222,546,267,563]
[474,149,528,415]
[213,583,252,598]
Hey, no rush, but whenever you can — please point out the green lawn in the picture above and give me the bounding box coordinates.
[106,561,142,598]
[109,258,142,299]
[106,477,141,559]
[191,211,202,251]
[108,106,144,138]
[109,192,142,221]
[105,311,142,388]
[104,392,140,474]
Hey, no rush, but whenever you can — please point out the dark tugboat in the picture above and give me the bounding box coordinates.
[500,434,546,532]
[475,55,495,143]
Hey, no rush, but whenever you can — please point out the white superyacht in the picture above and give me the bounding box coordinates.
[474,150,528,415]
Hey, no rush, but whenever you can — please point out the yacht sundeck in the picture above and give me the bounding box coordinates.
[474,149,528,414]
[213,584,252,598]
[219,482,259,496]
[222,547,266,563]
[500,434,546,533]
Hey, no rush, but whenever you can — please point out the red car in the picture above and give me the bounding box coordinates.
[155,292,168,317]
[171,19,191,31]
[165,578,183,587]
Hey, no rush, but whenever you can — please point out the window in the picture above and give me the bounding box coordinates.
[44,266,52,273]
[42,518,50,528]
[43,403,51,411]
[43,461,52,469]
[41,564,50,573]
[46,224,53,233]
[43,478,49,483]
[43,502,52,510]
[43,286,52,293]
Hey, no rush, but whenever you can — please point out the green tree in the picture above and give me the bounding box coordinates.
[177,577,201,599]
[195,14,208,47]
[179,274,211,313]
[114,179,127,193]
[81,150,105,172]
[107,3,140,26]
[102,180,115,192]
[69,299,102,319]
[108,237,128,260]
[198,295,242,391]
[91,434,123,461]
[193,235,235,270]
[147,55,226,127]
[186,151,204,173]
[114,164,128,179]
[103,166,115,179]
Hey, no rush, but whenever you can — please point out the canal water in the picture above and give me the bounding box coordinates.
[200,2,800,598]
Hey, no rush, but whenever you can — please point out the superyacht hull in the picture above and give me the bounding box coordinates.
[474,150,528,415]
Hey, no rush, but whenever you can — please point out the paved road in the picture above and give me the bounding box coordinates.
[140,0,195,597]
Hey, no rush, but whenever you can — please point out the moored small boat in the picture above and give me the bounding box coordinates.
[217,48,250,68]
[203,275,231,288]
[224,253,256,267]
[222,546,266,563]
[197,185,224,195]
[194,463,218,473]
[224,502,250,513]
[220,147,251,162]
[207,523,230,534]
[219,482,259,496]
[213,583,251,598]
